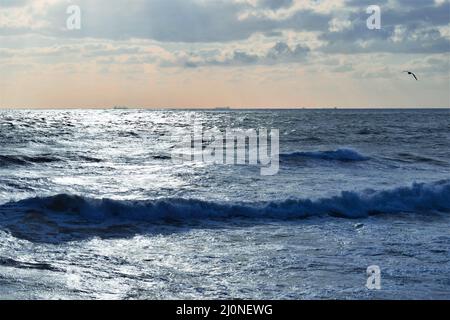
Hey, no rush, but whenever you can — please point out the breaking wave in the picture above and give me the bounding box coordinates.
[280,149,369,162]
[3,180,449,224]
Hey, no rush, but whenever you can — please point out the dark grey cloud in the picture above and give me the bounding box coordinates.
[259,0,294,10]
[266,41,310,60]
[177,41,310,68]
[345,0,388,7]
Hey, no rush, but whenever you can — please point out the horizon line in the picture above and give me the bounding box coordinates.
[1,106,449,111]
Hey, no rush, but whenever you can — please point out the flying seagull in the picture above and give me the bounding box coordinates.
[403,71,418,81]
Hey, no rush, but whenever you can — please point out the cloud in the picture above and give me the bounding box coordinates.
[2,0,329,43]
[0,0,29,7]
[259,0,294,10]
[1,0,444,57]
[0,0,448,80]
[169,41,310,68]
[320,0,450,54]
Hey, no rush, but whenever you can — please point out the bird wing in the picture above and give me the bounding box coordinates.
[412,73,418,81]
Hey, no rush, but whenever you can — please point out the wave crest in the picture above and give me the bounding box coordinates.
[0,155,60,167]
[6,180,450,223]
[280,149,369,162]
[0,154,102,167]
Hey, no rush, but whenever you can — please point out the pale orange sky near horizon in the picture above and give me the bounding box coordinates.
[3,67,449,109]
[1,0,449,109]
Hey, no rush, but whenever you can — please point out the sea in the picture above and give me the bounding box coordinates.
[0,108,449,299]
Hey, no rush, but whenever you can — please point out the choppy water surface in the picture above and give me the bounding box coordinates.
[0,109,449,299]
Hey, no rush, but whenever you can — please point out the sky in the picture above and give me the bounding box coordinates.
[0,0,449,108]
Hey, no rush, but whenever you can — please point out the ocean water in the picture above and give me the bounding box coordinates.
[0,108,449,299]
